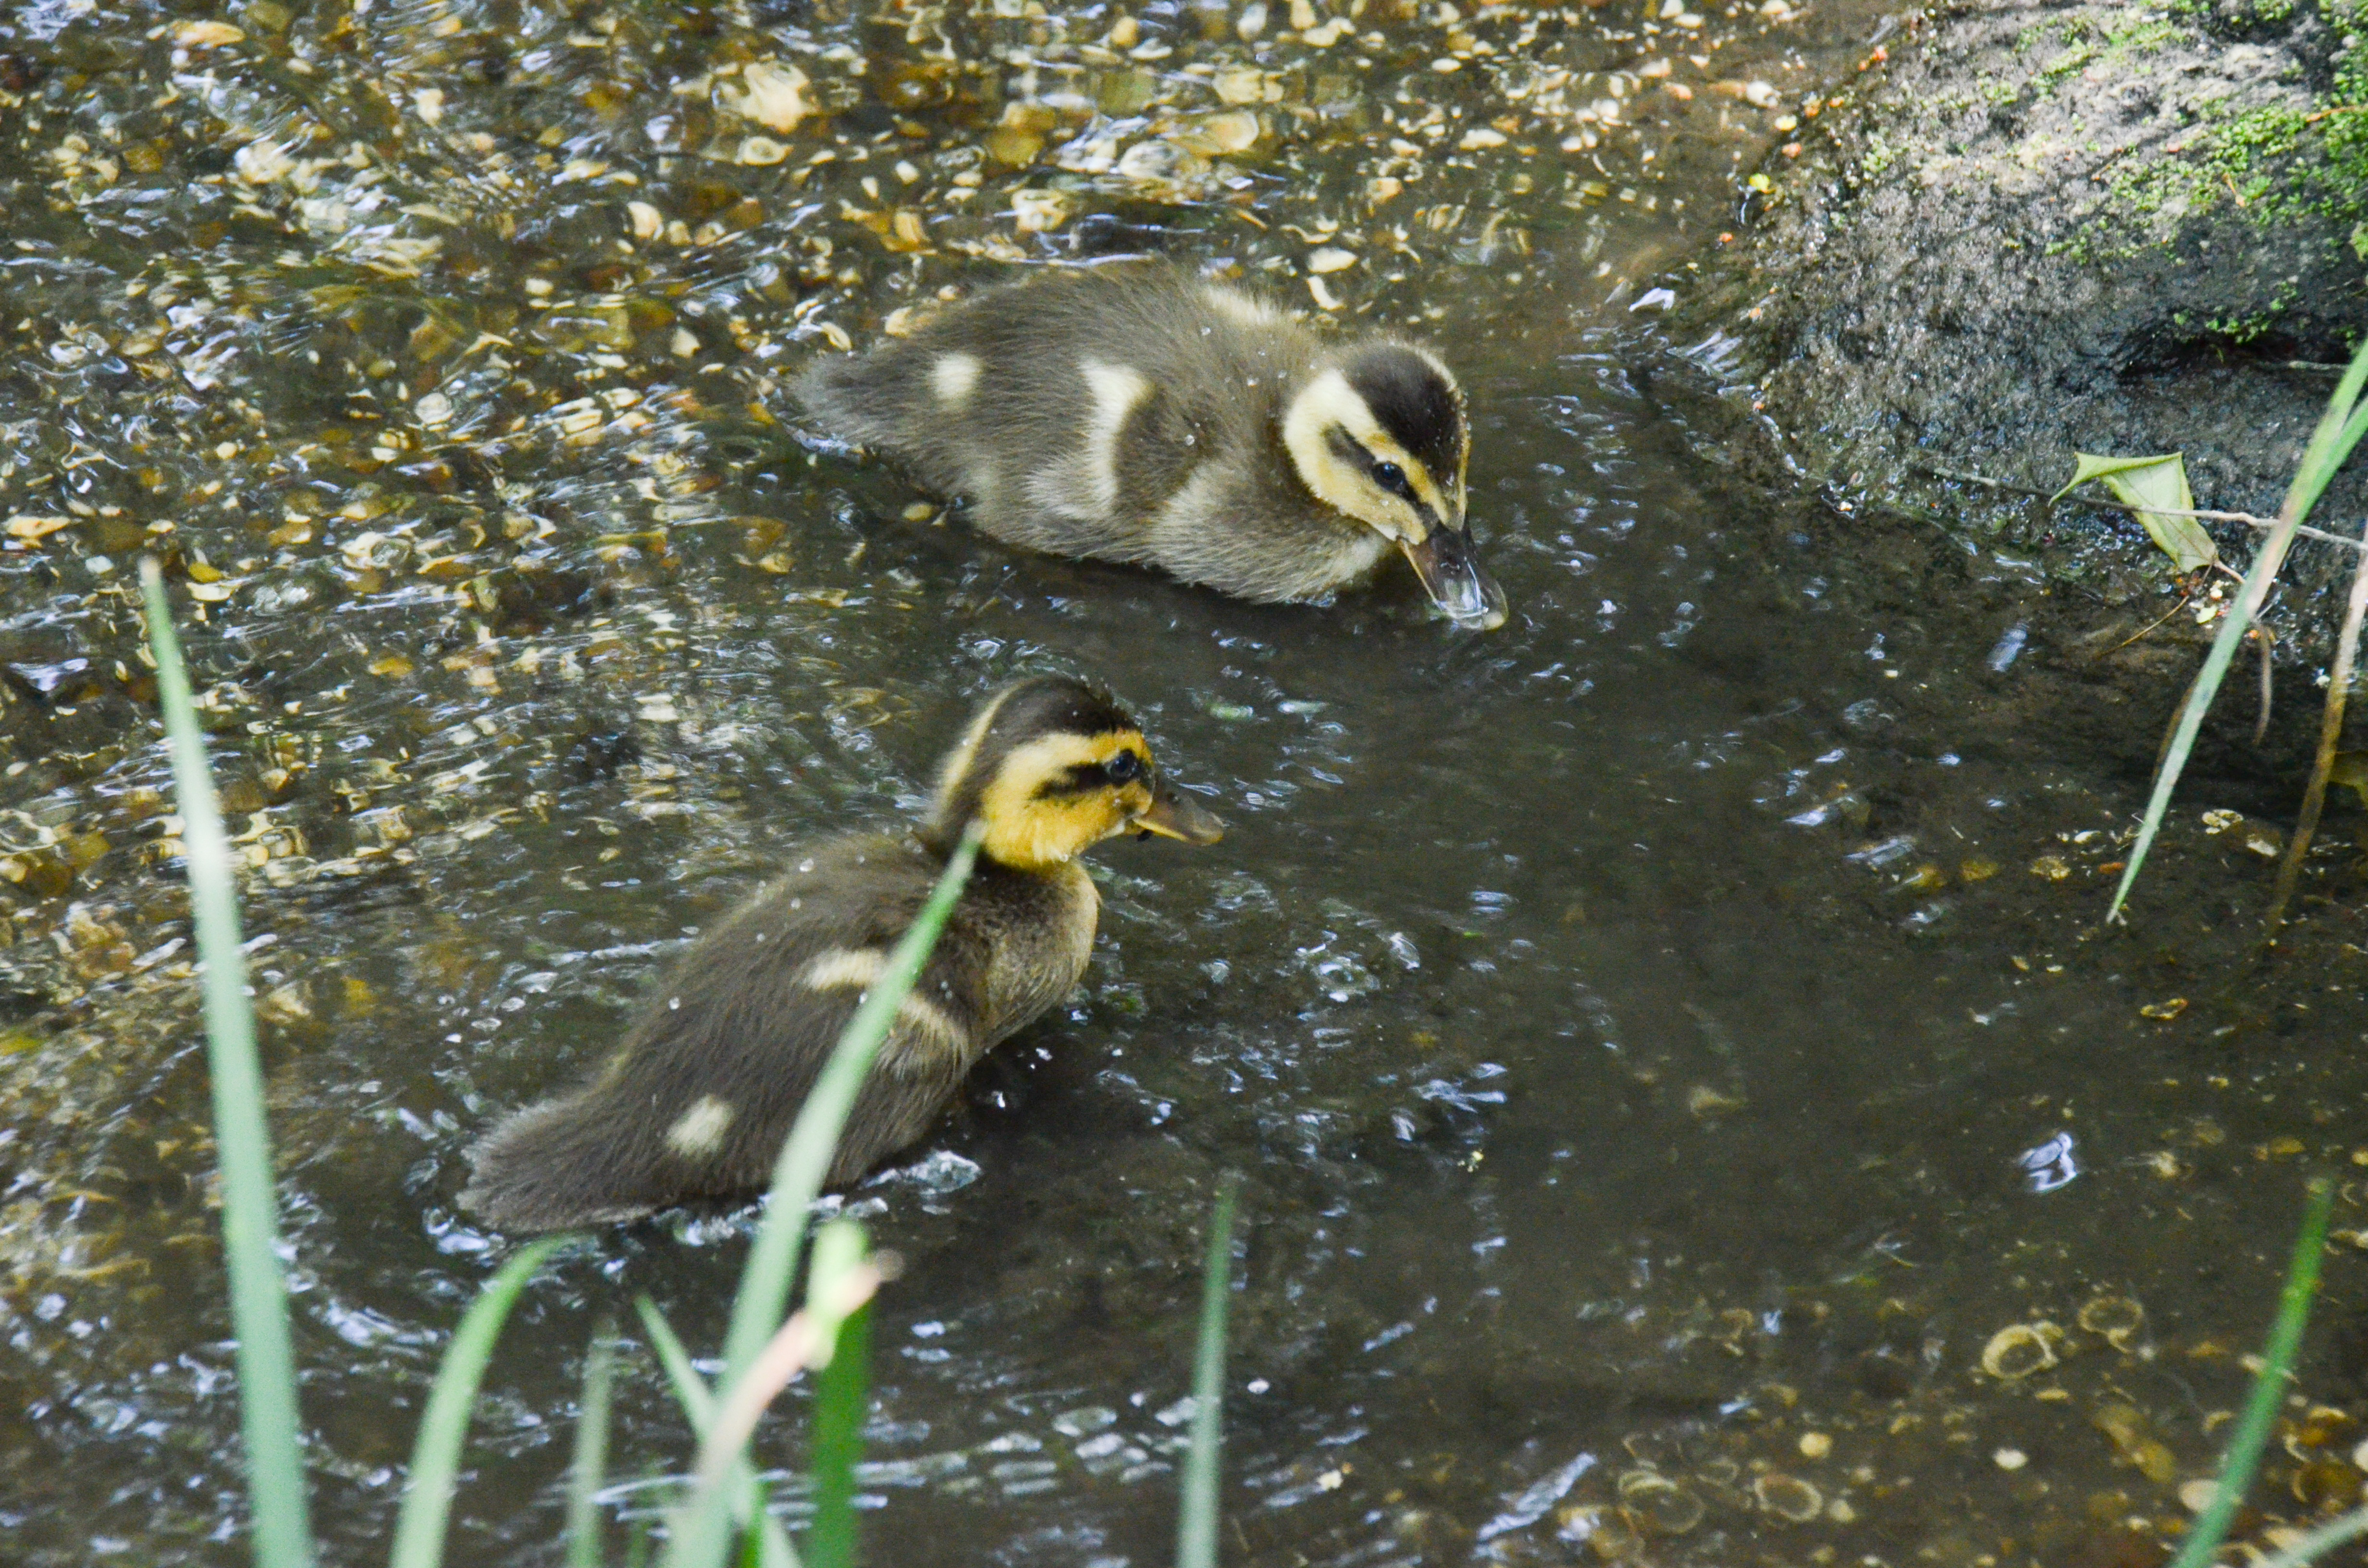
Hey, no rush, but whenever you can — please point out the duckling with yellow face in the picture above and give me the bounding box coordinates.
[460,676,1224,1232]
[796,260,1508,629]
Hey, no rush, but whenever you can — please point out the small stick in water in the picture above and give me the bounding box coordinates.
[2254,627,2275,746]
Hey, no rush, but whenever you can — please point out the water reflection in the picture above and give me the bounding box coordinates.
[2015,1131,2078,1195]
[6,0,2367,1565]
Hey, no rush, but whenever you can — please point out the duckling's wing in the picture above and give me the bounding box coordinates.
[796,266,1308,564]
[459,842,997,1231]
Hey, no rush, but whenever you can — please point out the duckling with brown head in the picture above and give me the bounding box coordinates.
[460,676,1224,1232]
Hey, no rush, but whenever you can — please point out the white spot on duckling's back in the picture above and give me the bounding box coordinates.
[1075,358,1150,520]
[798,946,970,1062]
[801,947,887,992]
[933,352,982,408]
[666,1094,736,1158]
[1203,284,1282,328]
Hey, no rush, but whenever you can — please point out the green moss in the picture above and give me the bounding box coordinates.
[2015,17,2077,53]
[2101,16,2180,50]
[1910,0,2366,270]
[2033,43,2100,96]
[2171,0,2300,23]
[1859,130,1899,182]
[2020,14,2192,107]
[2208,279,2306,341]
[2073,73,2368,261]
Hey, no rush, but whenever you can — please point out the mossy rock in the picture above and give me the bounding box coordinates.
[1670,0,2368,651]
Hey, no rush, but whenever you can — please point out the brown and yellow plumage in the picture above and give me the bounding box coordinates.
[459,676,1223,1232]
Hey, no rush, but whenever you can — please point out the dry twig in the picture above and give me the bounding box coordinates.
[2109,592,2198,652]
[2254,626,2275,745]
[1913,464,2368,552]
[2268,516,2368,933]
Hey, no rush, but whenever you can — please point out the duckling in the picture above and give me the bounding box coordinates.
[795,260,1507,628]
[459,676,1224,1232]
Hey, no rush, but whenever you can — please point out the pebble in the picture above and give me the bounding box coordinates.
[1980,1322,2062,1380]
[1752,1473,1823,1521]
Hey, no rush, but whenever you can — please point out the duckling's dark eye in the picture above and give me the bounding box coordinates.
[1369,459,1419,503]
[1105,751,1143,783]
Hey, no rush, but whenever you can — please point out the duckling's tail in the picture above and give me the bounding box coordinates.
[458,1092,667,1233]
[791,344,922,449]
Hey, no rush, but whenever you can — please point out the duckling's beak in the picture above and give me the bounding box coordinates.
[1400,526,1508,630]
[1134,779,1226,845]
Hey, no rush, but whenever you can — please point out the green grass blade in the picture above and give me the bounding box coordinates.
[2108,332,2368,923]
[1177,1175,1242,1568]
[139,557,318,1568]
[718,823,981,1387]
[2340,399,2368,470]
[2247,1503,2368,1568]
[636,1298,719,1430]
[2108,539,2292,922]
[2267,509,2368,932]
[2285,339,2368,526]
[804,1300,872,1568]
[388,1236,571,1568]
[2164,1177,2335,1568]
[634,1298,798,1568]
[666,1222,879,1568]
[567,1319,619,1568]
[644,825,976,1568]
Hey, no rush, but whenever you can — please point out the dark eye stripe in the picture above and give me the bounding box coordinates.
[1330,427,1422,503]
[1032,753,1152,798]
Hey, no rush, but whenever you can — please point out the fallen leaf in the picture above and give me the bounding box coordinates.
[2053,452,2216,576]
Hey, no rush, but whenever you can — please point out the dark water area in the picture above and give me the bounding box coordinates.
[8,0,2368,1564]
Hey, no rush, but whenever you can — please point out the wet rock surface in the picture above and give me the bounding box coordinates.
[12,1,2368,1565]
[1668,0,2368,641]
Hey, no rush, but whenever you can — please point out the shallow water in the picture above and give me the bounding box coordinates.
[8,0,2368,1564]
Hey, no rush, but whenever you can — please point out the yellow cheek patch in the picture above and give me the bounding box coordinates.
[976,728,1154,870]
[1282,367,1464,542]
